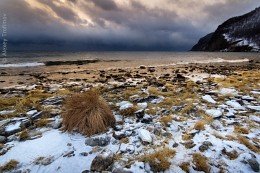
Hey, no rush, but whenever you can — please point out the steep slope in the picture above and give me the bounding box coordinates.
[191,7,260,52]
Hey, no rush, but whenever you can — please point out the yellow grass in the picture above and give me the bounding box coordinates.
[61,90,115,136]
[138,148,176,172]
[0,160,19,172]
[192,153,210,173]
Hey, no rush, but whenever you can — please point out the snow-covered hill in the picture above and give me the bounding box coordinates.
[191,7,260,52]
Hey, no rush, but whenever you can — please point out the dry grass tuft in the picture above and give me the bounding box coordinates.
[119,138,129,144]
[19,129,29,141]
[222,149,238,160]
[237,135,259,153]
[35,118,54,127]
[119,106,139,117]
[138,148,176,172]
[234,126,249,134]
[0,159,19,172]
[194,120,205,130]
[61,90,115,136]
[192,153,210,173]
[160,115,173,124]
[179,162,190,173]
[182,133,192,141]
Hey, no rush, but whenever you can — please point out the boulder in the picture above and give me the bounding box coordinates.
[85,136,111,147]
[90,149,114,172]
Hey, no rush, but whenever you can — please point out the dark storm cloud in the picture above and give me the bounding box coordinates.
[1,0,259,51]
[89,0,119,11]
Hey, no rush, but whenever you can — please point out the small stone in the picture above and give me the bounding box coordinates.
[51,122,62,129]
[172,142,179,148]
[182,141,196,149]
[137,102,148,109]
[112,168,133,173]
[138,129,152,143]
[113,125,123,131]
[135,110,145,119]
[80,152,88,156]
[248,158,259,172]
[140,115,152,124]
[91,149,114,172]
[63,151,75,157]
[0,136,6,143]
[85,136,111,146]
[154,127,161,136]
[113,131,126,140]
[82,170,90,173]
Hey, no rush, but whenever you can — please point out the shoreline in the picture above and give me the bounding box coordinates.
[0,56,260,172]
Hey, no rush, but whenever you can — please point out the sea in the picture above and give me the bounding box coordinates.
[0,51,259,68]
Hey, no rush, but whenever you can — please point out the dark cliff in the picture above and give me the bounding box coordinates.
[191,7,260,52]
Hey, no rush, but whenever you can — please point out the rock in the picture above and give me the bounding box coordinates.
[226,101,245,110]
[154,127,161,136]
[219,88,238,95]
[150,96,165,104]
[176,73,186,81]
[205,109,222,118]
[0,136,6,143]
[182,141,196,149]
[120,144,135,154]
[112,168,133,173]
[63,151,75,157]
[26,110,38,116]
[90,149,114,172]
[113,125,123,131]
[30,111,43,120]
[140,114,152,124]
[137,102,148,109]
[138,129,152,143]
[51,121,62,129]
[4,121,22,136]
[34,156,54,165]
[202,95,216,104]
[113,131,126,140]
[82,170,90,173]
[80,152,88,156]
[135,110,145,119]
[248,158,259,172]
[247,105,260,111]
[139,65,146,69]
[116,101,133,110]
[199,141,213,152]
[85,136,111,146]
[172,142,179,148]
[249,115,260,123]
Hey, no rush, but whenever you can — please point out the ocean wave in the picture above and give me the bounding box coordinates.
[0,62,45,67]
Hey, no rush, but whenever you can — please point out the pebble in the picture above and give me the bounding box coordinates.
[0,136,6,143]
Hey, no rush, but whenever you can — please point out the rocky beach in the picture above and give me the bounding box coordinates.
[0,56,260,173]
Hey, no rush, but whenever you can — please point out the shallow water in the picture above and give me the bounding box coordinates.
[0,51,259,66]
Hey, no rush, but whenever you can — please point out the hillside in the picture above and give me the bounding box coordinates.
[191,7,260,52]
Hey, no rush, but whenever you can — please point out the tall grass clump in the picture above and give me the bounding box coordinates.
[61,90,115,136]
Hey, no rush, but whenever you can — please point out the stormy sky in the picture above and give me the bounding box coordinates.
[1,0,259,51]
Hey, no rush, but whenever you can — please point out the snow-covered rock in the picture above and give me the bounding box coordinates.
[138,129,152,143]
[26,110,38,116]
[247,105,260,111]
[219,88,238,95]
[249,115,260,123]
[202,95,216,104]
[205,109,222,118]
[90,148,114,172]
[137,102,148,109]
[116,101,133,110]
[226,101,245,110]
